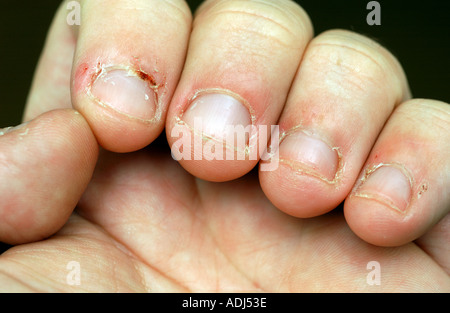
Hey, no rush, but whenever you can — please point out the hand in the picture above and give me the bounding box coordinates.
[0,0,449,292]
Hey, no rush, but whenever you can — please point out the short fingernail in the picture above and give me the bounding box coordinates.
[353,165,412,213]
[279,131,339,182]
[90,67,156,121]
[181,91,252,144]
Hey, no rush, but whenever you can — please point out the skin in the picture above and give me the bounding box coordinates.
[0,0,449,292]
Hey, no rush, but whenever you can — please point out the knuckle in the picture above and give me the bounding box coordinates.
[399,99,450,131]
[315,30,397,72]
[308,29,409,101]
[144,0,192,27]
[160,0,192,23]
[195,0,313,49]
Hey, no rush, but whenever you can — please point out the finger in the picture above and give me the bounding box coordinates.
[0,109,98,245]
[23,1,76,121]
[166,0,313,181]
[345,99,450,246]
[260,29,410,217]
[72,0,192,152]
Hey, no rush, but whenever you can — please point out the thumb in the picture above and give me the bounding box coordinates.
[0,109,98,245]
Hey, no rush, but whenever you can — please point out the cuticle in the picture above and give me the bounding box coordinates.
[351,192,406,214]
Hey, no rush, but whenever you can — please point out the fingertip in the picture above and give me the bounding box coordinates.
[166,89,260,182]
[344,196,425,247]
[69,0,191,153]
[72,60,166,153]
[344,99,450,247]
[259,162,346,218]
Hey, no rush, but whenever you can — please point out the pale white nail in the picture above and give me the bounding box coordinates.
[90,68,156,120]
[354,165,412,213]
[279,131,339,181]
[182,92,252,144]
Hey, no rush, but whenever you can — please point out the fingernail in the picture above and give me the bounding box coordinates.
[279,131,339,182]
[354,165,412,213]
[181,92,252,143]
[90,68,156,120]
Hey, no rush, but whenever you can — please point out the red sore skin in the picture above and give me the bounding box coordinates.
[73,62,97,94]
[73,62,158,89]
[136,70,158,87]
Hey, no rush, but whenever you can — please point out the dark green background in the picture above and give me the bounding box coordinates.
[1,0,449,128]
